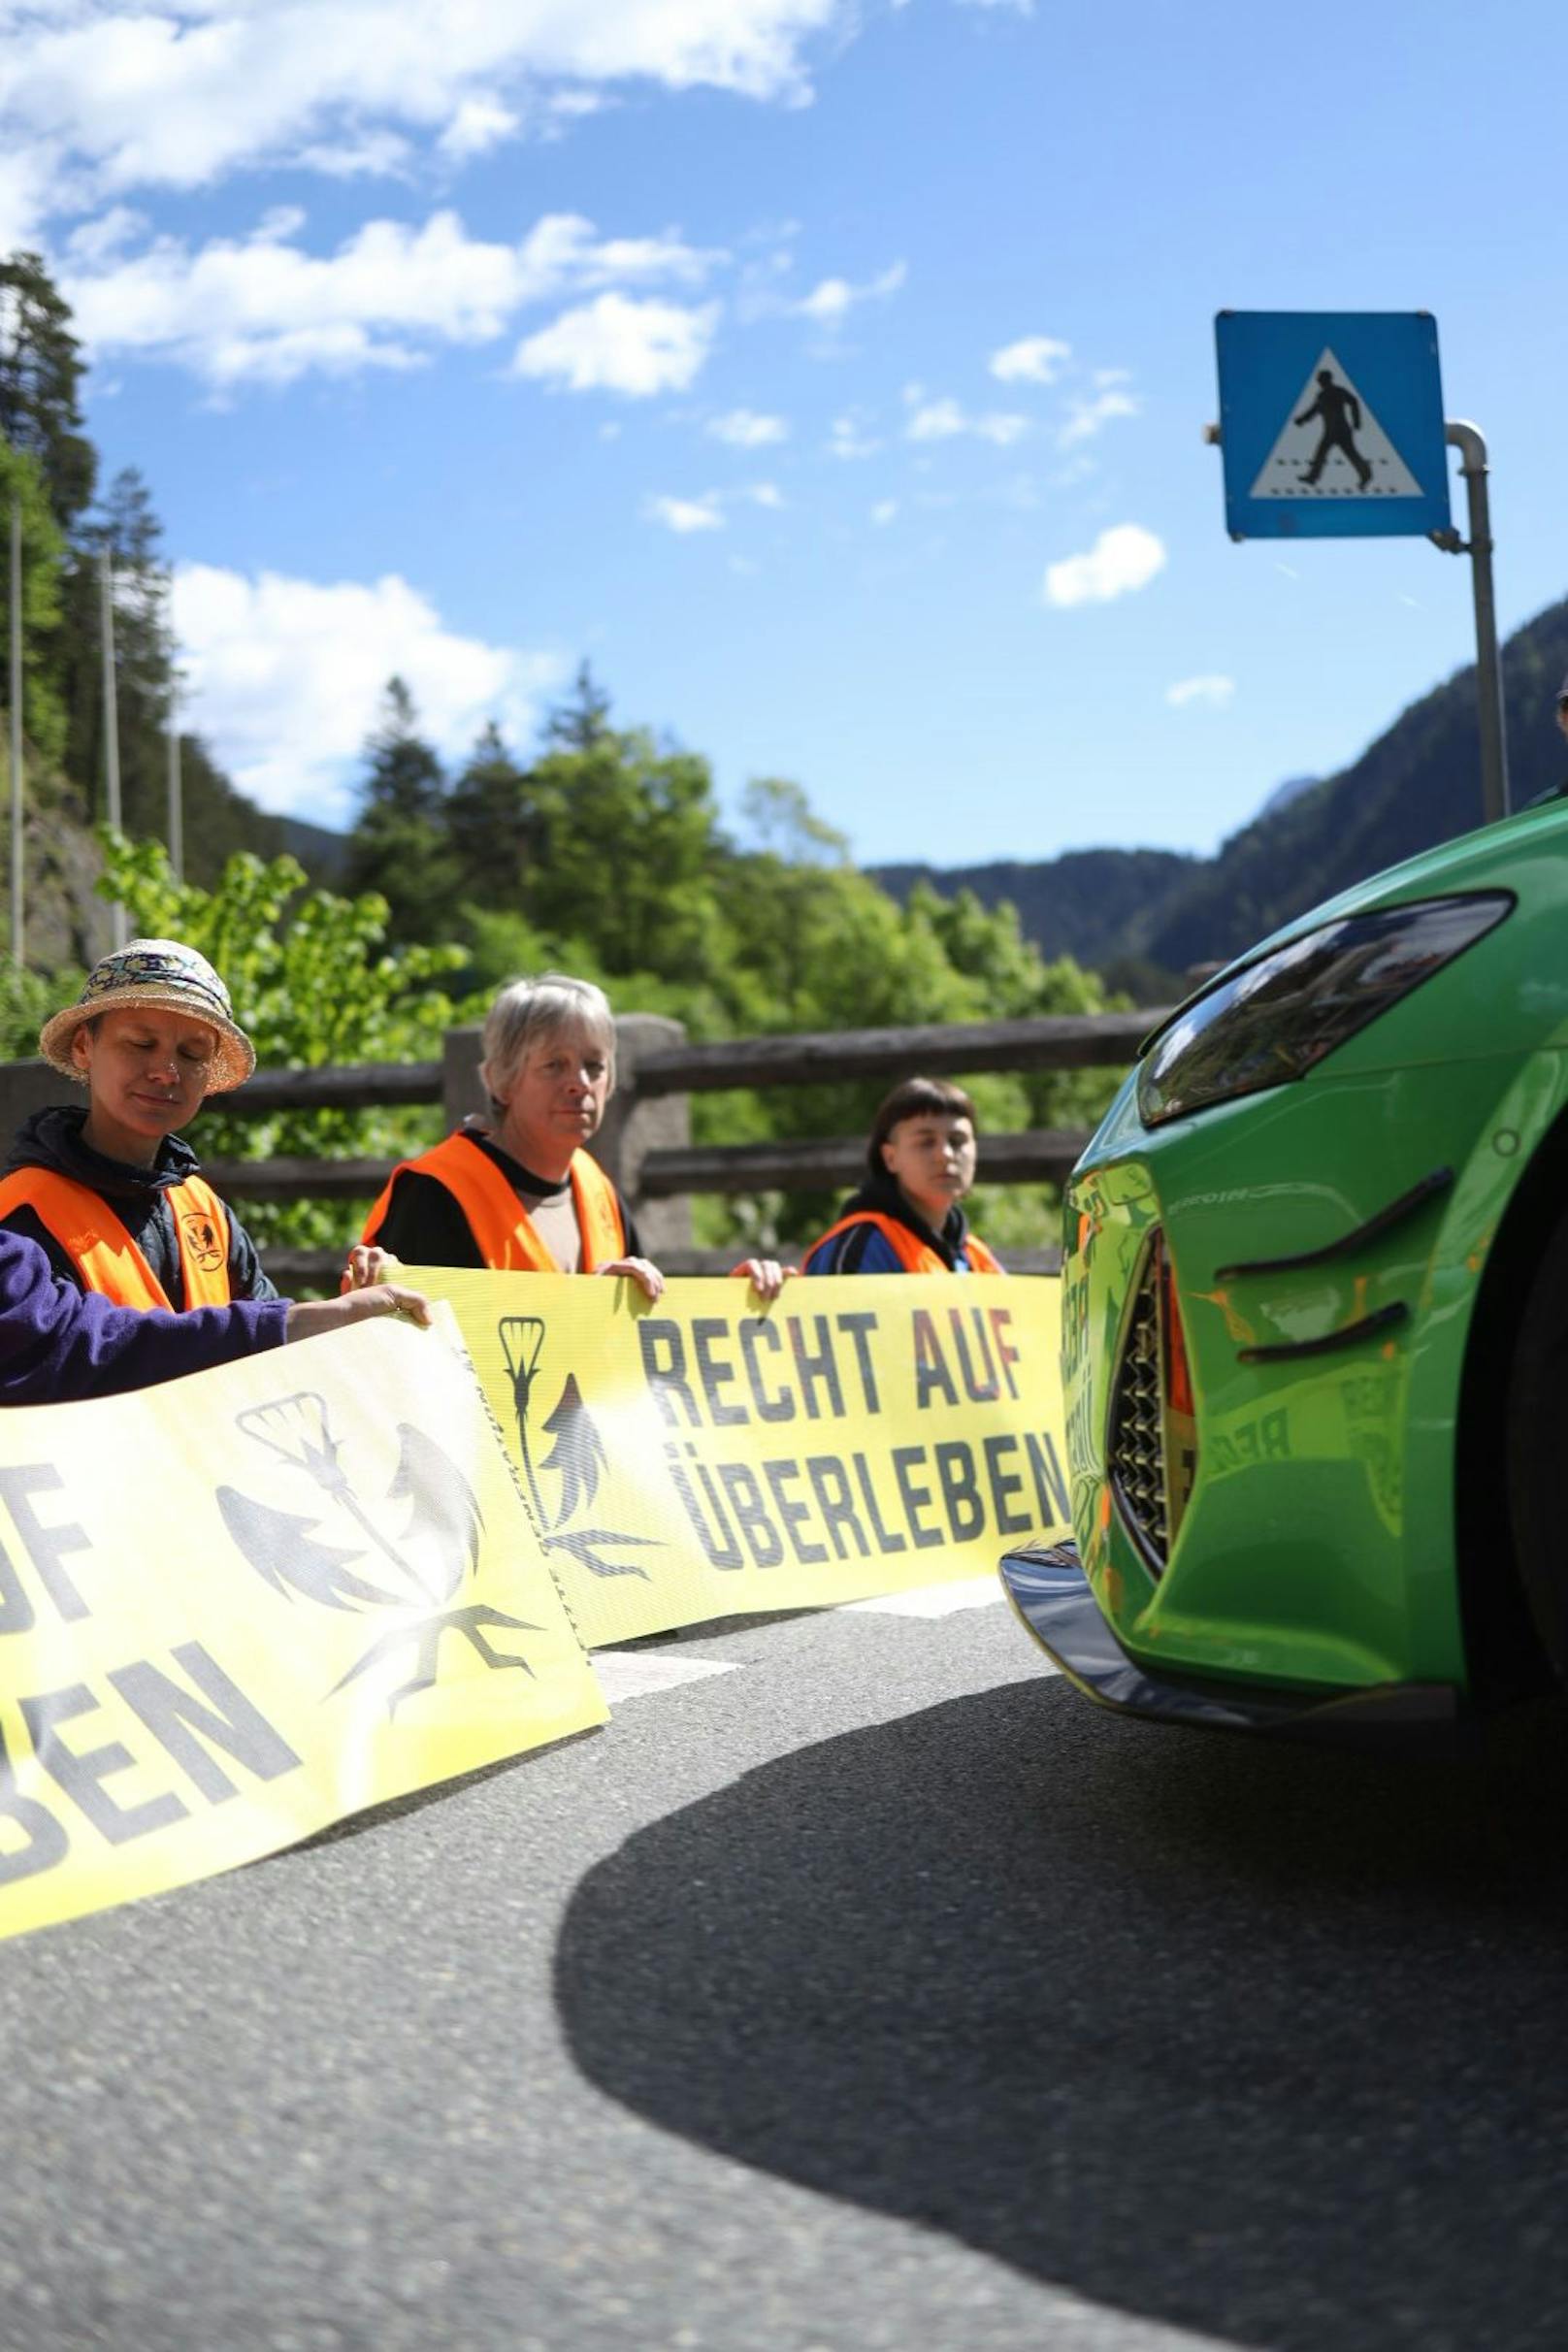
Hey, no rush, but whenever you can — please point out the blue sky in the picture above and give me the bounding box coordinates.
[4,0,1564,866]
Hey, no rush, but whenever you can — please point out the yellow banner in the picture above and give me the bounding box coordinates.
[0,1304,604,1944]
[409,1271,1070,1648]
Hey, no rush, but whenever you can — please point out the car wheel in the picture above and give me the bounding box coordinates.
[1505,1207,1568,1685]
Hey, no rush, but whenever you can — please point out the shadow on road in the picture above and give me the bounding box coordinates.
[556,1681,1568,2350]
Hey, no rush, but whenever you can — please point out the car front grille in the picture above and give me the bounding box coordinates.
[1108,1240,1168,1567]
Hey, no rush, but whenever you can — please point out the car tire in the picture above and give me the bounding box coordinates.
[1505,1206,1568,1685]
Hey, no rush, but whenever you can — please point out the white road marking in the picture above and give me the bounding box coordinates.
[592,1651,739,1705]
[845,1575,1004,1617]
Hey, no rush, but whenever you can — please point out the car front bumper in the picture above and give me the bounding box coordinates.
[999,1539,1461,1743]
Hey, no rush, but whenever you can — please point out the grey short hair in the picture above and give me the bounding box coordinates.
[479,973,616,1105]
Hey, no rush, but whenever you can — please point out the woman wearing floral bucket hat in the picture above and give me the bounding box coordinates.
[0,938,285,1312]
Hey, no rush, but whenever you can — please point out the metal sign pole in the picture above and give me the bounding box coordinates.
[8,496,21,966]
[167,681,183,882]
[99,550,126,950]
[1430,420,1509,825]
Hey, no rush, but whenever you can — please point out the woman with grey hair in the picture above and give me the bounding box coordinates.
[363,975,787,1301]
[362,973,669,1297]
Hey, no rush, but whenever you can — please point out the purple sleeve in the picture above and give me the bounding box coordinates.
[0,1232,290,1406]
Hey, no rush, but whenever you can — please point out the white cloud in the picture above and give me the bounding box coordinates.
[64,207,720,387]
[706,407,789,445]
[905,396,962,440]
[0,140,58,251]
[794,258,906,324]
[645,493,725,533]
[515,292,719,395]
[870,499,898,526]
[827,411,880,459]
[989,334,1070,385]
[905,396,1029,446]
[1165,674,1235,709]
[1044,524,1166,608]
[1,1,839,220]
[644,479,780,529]
[1059,387,1140,447]
[437,96,520,161]
[169,561,562,821]
[293,128,412,180]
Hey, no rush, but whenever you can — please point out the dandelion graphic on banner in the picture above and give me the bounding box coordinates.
[215,1391,540,1713]
[499,1316,662,1581]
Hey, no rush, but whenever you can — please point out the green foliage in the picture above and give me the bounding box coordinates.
[0,950,74,1060]
[0,253,95,533]
[343,665,1125,1257]
[96,830,469,1254]
[343,677,461,941]
[0,439,67,763]
[0,230,1128,1272]
[1,251,302,893]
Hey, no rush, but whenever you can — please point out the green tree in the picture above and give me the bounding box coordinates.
[521,724,723,983]
[545,660,613,752]
[0,252,95,534]
[96,830,469,1261]
[0,438,67,762]
[343,677,460,941]
[446,720,538,906]
[175,734,293,886]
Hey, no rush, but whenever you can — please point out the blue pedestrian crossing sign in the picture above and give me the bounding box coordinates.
[1215,310,1451,539]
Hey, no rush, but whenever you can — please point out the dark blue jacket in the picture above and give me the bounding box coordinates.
[2,1105,278,1306]
[0,1230,288,1405]
[801,1170,997,1275]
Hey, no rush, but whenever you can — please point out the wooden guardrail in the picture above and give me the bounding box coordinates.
[0,1007,1166,1290]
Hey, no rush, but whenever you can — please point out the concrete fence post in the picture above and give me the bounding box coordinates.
[595,1013,691,1258]
[441,1023,487,1132]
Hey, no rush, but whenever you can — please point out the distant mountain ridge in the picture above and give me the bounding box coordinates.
[871,593,1568,980]
[869,847,1201,975]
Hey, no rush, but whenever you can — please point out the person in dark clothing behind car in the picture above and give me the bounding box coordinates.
[0,1226,431,1407]
[801,1076,1006,1276]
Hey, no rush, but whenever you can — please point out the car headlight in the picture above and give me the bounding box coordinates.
[1136,892,1512,1128]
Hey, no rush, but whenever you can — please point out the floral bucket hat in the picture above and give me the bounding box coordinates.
[39,938,256,1092]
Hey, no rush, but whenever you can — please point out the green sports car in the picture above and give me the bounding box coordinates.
[1000,796,1568,1736]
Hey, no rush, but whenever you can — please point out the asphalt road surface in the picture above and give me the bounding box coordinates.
[7,1578,1568,2352]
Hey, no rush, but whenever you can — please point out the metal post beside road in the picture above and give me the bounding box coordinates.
[167,683,183,882]
[1431,421,1509,825]
[98,549,126,950]
[7,497,21,966]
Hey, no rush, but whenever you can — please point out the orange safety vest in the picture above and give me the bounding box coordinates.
[0,1167,233,1310]
[361,1131,627,1272]
[802,1210,1005,1277]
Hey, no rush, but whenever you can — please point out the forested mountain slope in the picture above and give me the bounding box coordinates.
[875,594,1568,977]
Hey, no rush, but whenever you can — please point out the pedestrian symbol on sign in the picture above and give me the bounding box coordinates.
[1250,347,1422,502]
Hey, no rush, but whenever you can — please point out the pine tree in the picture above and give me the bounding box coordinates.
[545,661,613,752]
[343,677,460,939]
[0,253,96,533]
[447,720,543,907]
